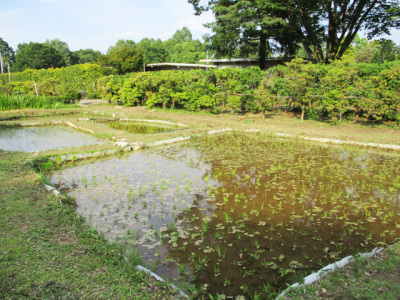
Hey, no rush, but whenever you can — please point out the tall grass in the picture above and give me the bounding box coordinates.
[0,94,76,110]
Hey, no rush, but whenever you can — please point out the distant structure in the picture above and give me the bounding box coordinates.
[145,63,216,72]
[200,58,292,69]
[145,58,293,72]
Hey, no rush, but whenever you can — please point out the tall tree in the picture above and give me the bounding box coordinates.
[371,38,397,62]
[71,49,101,64]
[98,40,143,74]
[0,37,16,67]
[137,38,168,64]
[45,38,73,66]
[14,42,66,71]
[163,27,207,63]
[172,27,193,43]
[189,0,400,65]
[169,40,206,63]
[107,39,136,54]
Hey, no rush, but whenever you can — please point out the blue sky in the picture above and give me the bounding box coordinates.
[1,0,214,53]
[1,0,399,54]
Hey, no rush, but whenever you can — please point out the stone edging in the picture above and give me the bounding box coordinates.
[275,132,400,151]
[83,110,189,128]
[5,120,94,134]
[276,247,384,299]
[53,128,232,163]
[134,265,189,299]
[119,117,189,128]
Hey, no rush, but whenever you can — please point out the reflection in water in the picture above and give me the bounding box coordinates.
[0,126,106,152]
[49,133,400,298]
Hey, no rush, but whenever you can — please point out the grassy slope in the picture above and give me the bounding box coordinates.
[0,151,180,299]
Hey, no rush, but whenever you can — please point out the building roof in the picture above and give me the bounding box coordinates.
[146,63,217,69]
[199,58,259,63]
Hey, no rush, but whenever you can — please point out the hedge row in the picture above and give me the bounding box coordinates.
[1,60,399,122]
[0,64,103,98]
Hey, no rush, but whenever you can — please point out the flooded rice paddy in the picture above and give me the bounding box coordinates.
[49,132,400,298]
[0,126,106,152]
[98,120,181,134]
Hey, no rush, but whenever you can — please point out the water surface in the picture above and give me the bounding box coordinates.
[0,126,106,152]
[49,133,400,298]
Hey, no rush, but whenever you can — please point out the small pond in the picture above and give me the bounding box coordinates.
[97,120,182,134]
[0,126,106,152]
[49,132,400,298]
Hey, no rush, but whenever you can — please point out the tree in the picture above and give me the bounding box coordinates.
[355,41,379,62]
[172,27,193,43]
[163,28,207,63]
[71,49,101,64]
[371,39,397,62]
[189,0,299,69]
[45,38,72,66]
[283,58,318,122]
[169,40,206,63]
[189,0,400,65]
[0,37,15,68]
[98,40,143,74]
[107,39,136,53]
[14,42,66,71]
[137,38,168,64]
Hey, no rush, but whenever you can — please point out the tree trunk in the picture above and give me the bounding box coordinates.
[301,104,305,122]
[258,32,267,70]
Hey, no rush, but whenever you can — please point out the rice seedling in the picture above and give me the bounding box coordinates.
[48,132,400,298]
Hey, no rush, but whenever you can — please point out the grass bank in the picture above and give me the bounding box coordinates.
[0,150,180,299]
[281,241,400,299]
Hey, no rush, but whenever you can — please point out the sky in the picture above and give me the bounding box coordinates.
[1,0,399,55]
[0,0,214,54]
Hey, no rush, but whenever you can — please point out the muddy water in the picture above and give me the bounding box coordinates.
[0,126,106,152]
[49,132,400,298]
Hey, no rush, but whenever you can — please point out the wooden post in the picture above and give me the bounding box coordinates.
[7,63,10,83]
[0,53,3,74]
[206,50,209,71]
[34,82,38,96]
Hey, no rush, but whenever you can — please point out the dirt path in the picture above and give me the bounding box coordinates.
[77,99,107,106]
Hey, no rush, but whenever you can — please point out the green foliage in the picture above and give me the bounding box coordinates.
[0,37,15,66]
[98,40,144,75]
[254,58,400,123]
[14,42,67,72]
[0,64,103,96]
[97,75,129,102]
[119,68,264,112]
[64,90,82,101]
[71,49,101,64]
[137,38,167,64]
[45,38,73,66]
[189,0,400,64]
[2,55,400,123]
[0,94,75,110]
